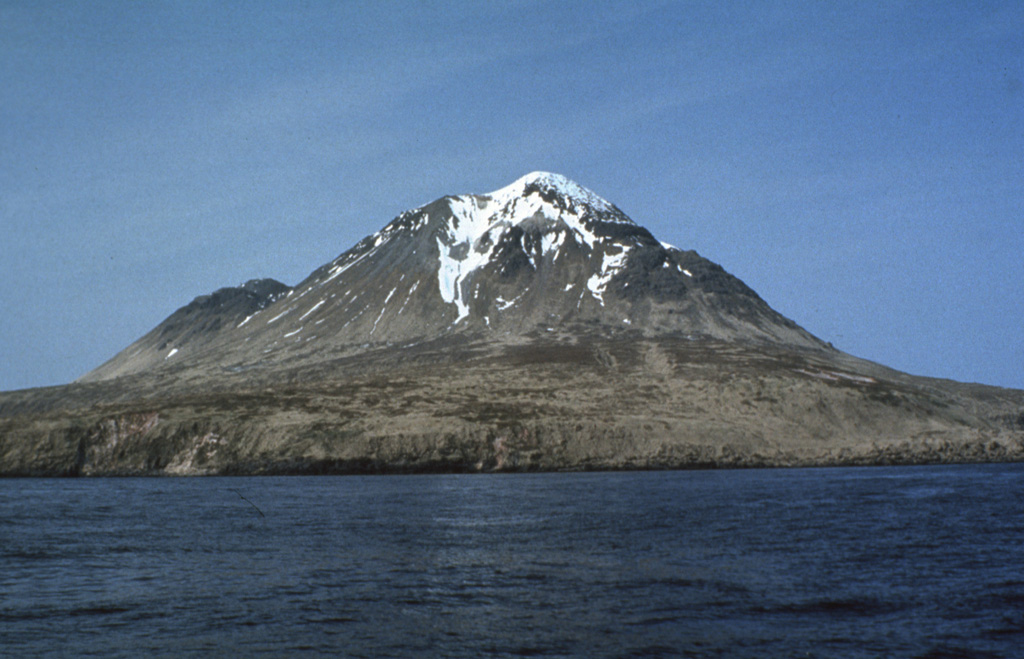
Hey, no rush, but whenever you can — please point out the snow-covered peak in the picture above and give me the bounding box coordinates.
[431,173,628,322]
[486,171,614,214]
[312,173,645,327]
[441,173,619,252]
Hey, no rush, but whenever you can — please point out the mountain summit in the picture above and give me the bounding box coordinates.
[82,173,822,382]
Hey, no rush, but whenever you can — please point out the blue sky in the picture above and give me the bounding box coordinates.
[2,1,1022,391]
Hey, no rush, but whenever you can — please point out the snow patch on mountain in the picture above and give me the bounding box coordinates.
[371,288,399,335]
[267,308,292,324]
[396,281,419,316]
[587,246,631,305]
[324,243,382,285]
[432,172,634,319]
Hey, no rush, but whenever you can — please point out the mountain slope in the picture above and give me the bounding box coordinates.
[81,172,823,383]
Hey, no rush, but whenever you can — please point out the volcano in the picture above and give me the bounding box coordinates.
[81,172,823,383]
[2,173,1022,475]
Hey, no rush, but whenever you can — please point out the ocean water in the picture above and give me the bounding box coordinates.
[2,465,1023,658]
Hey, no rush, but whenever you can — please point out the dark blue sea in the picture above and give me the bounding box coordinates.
[2,465,1023,658]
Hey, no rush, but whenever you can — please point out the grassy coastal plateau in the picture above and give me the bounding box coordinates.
[3,332,1021,476]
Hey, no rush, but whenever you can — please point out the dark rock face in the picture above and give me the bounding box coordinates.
[1,172,1022,476]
